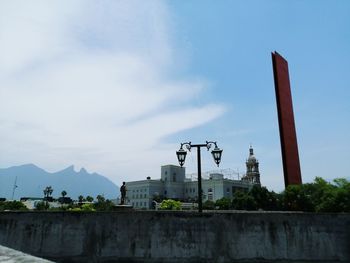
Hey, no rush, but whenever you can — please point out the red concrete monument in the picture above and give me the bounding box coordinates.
[271,51,302,187]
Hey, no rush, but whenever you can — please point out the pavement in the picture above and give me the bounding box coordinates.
[0,245,54,263]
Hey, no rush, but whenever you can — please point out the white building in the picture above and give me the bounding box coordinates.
[126,147,261,209]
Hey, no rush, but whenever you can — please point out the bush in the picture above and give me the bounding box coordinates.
[203,200,215,210]
[159,199,181,210]
[0,201,28,211]
[215,197,231,210]
[231,191,257,210]
[35,201,50,210]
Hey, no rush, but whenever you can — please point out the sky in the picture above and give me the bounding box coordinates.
[0,0,349,192]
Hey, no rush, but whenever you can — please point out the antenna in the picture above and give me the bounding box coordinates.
[11,176,18,200]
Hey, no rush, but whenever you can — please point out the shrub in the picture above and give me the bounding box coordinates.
[159,199,181,210]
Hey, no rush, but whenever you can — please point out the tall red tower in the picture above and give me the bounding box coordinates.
[271,51,302,187]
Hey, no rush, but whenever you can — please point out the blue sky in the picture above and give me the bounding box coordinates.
[0,1,349,192]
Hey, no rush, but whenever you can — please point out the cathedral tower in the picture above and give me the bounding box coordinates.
[243,146,261,185]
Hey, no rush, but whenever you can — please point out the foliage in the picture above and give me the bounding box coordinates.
[212,177,350,213]
[231,190,257,210]
[0,201,28,211]
[86,196,94,202]
[68,203,95,212]
[78,195,85,203]
[61,190,67,197]
[215,197,231,210]
[203,200,215,210]
[35,201,50,211]
[93,195,114,211]
[43,186,53,198]
[159,199,181,210]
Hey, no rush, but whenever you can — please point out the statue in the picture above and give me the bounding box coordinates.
[120,182,126,205]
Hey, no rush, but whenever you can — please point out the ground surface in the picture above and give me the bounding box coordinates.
[0,245,54,263]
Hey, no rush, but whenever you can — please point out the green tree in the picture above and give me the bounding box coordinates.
[159,199,181,210]
[0,201,28,211]
[203,200,215,210]
[94,195,114,211]
[281,185,314,212]
[215,197,231,210]
[250,185,280,211]
[35,201,50,210]
[78,195,85,203]
[86,196,94,202]
[61,190,67,198]
[232,190,257,210]
[96,195,105,203]
[43,186,53,199]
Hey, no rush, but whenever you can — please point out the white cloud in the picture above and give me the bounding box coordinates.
[0,0,225,184]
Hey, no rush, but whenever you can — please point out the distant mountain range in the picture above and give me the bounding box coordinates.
[0,164,119,200]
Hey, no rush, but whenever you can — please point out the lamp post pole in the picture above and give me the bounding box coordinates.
[176,141,223,213]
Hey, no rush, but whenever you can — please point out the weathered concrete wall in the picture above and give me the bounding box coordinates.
[0,211,349,262]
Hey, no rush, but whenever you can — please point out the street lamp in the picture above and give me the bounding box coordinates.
[176,141,223,212]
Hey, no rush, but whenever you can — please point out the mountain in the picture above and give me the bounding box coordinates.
[0,164,118,200]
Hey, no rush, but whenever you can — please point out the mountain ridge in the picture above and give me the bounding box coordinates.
[0,164,118,200]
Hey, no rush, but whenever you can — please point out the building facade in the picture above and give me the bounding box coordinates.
[126,147,261,209]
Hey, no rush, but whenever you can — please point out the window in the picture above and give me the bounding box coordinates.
[165,171,167,175]
[144,194,147,198]
[173,175,176,182]
[226,188,230,193]
[208,188,213,193]
[144,202,147,207]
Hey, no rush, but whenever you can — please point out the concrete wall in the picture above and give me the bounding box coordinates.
[0,211,349,263]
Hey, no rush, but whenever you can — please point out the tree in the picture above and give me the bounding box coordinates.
[215,197,231,210]
[61,190,67,198]
[231,190,257,210]
[35,201,49,211]
[0,201,28,211]
[96,195,105,203]
[281,185,314,212]
[203,200,215,210]
[249,185,280,211]
[86,196,94,202]
[94,195,114,211]
[78,195,85,203]
[43,186,53,199]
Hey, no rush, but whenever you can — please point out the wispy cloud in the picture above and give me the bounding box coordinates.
[0,1,225,183]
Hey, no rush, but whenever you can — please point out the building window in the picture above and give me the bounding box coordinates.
[165,171,167,175]
[226,188,230,193]
[208,188,213,193]
[144,194,147,198]
[173,175,176,182]
[193,188,195,193]
[144,202,147,207]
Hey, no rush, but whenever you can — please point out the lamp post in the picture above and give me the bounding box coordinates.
[176,141,223,213]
